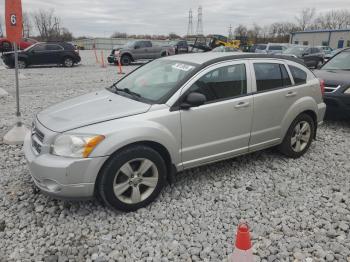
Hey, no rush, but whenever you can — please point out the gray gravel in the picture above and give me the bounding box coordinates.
[0,51,350,261]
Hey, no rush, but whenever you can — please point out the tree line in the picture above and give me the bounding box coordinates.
[0,8,349,43]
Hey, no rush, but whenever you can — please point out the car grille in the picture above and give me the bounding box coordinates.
[31,123,45,154]
[324,84,341,93]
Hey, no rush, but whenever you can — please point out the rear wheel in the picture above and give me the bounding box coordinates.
[63,57,74,67]
[279,114,315,158]
[97,145,167,212]
[120,55,132,66]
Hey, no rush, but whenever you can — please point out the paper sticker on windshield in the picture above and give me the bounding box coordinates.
[172,63,194,71]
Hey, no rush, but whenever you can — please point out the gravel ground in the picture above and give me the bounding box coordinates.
[0,51,350,262]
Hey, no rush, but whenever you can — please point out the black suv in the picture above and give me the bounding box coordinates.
[170,40,189,54]
[1,42,81,68]
[283,46,325,68]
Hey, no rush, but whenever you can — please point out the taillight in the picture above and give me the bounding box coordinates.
[320,79,325,96]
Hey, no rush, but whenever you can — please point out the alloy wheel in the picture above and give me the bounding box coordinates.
[113,158,159,204]
[291,121,311,152]
[64,58,73,67]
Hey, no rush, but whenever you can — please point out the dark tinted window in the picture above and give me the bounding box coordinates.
[289,65,307,85]
[269,46,282,51]
[140,41,152,48]
[254,63,287,92]
[311,48,320,54]
[45,44,63,51]
[189,64,247,102]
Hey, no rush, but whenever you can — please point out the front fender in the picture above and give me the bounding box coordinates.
[280,96,318,139]
[73,119,181,166]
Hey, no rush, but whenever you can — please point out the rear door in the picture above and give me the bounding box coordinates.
[249,60,300,151]
[44,44,64,63]
[29,44,47,65]
[179,61,253,168]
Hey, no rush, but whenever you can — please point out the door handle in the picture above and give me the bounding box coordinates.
[285,91,297,97]
[234,101,250,109]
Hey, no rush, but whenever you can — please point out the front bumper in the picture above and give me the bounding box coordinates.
[107,55,116,63]
[324,94,350,118]
[24,131,108,199]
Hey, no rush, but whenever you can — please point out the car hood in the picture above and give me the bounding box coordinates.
[37,89,151,132]
[313,69,350,87]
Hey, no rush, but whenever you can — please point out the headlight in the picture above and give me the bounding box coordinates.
[52,134,105,158]
[344,88,350,94]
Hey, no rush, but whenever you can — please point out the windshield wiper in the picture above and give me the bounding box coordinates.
[110,83,141,99]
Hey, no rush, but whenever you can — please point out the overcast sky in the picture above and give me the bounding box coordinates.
[1,0,350,37]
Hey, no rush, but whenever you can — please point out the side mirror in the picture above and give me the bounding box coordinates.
[180,92,206,109]
[302,52,309,57]
[134,45,140,49]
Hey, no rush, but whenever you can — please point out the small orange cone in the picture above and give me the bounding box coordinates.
[101,50,106,68]
[117,54,124,75]
[229,223,254,262]
[93,48,99,64]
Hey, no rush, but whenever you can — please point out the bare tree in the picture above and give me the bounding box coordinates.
[315,10,350,29]
[32,9,61,41]
[22,12,32,38]
[111,32,128,38]
[234,24,248,38]
[295,8,316,31]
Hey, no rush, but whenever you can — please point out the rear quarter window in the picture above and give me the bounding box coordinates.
[289,65,307,85]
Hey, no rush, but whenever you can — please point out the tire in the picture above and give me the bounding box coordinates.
[315,60,323,69]
[161,52,167,57]
[120,55,131,66]
[63,57,74,67]
[18,59,27,69]
[97,145,167,212]
[279,114,315,158]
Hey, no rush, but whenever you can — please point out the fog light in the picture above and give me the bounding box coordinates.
[42,179,62,192]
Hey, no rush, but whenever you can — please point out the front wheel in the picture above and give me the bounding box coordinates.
[279,114,315,158]
[18,60,27,69]
[63,57,74,67]
[315,60,323,69]
[120,55,131,66]
[97,145,167,212]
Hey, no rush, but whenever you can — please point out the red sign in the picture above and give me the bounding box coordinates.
[5,0,23,43]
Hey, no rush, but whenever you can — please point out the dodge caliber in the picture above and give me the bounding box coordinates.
[24,53,326,211]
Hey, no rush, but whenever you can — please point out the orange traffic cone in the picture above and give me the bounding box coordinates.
[101,50,106,68]
[117,54,124,75]
[229,223,254,262]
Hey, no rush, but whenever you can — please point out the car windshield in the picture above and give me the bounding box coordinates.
[109,59,196,102]
[283,46,307,55]
[124,41,135,48]
[322,51,350,70]
[24,43,37,52]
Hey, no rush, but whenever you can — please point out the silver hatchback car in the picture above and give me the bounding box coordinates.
[24,53,326,211]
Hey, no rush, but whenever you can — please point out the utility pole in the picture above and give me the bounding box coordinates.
[228,24,233,41]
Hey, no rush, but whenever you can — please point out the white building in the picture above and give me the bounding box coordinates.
[290,29,350,49]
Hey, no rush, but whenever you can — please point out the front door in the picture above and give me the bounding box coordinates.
[338,40,344,49]
[179,61,253,169]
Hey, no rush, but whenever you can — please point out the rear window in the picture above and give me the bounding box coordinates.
[289,65,307,85]
[254,63,291,92]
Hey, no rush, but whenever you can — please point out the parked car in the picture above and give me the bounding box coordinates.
[24,53,326,211]
[283,46,325,68]
[170,40,189,54]
[107,40,175,65]
[251,44,267,53]
[317,46,333,55]
[1,42,81,68]
[0,37,37,52]
[324,48,343,62]
[211,46,241,52]
[255,43,289,55]
[314,48,350,118]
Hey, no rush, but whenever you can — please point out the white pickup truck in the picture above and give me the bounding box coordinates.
[108,40,175,65]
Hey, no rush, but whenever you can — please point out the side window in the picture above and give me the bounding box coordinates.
[46,45,63,51]
[254,63,286,92]
[289,65,307,85]
[142,41,152,48]
[188,64,247,103]
[32,44,46,52]
[269,46,282,51]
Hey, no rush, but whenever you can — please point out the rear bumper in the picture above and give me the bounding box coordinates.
[23,132,108,199]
